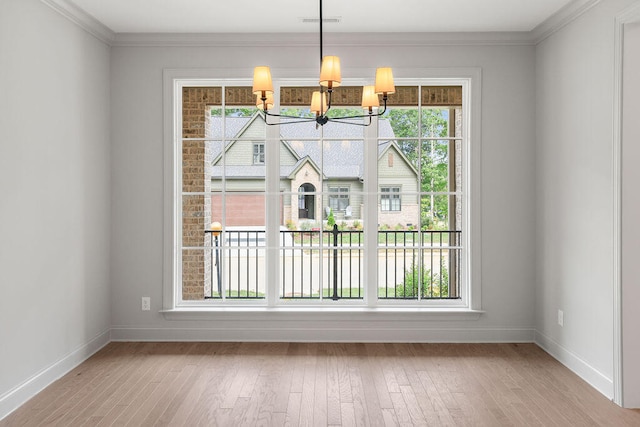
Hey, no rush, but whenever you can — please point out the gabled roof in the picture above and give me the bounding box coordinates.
[210,113,263,164]
[286,156,322,180]
[210,113,415,180]
[378,140,419,177]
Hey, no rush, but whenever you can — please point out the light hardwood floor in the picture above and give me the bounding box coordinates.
[2,342,639,426]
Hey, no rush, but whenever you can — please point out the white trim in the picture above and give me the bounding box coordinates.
[0,329,111,422]
[531,0,601,44]
[535,330,614,400]
[40,0,599,48]
[39,0,115,44]
[112,31,535,47]
[613,1,640,408]
[613,7,624,410]
[466,69,483,310]
[164,69,481,311]
[159,307,484,321]
[163,69,179,311]
[112,325,530,343]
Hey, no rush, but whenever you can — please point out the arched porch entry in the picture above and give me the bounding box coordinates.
[298,183,316,220]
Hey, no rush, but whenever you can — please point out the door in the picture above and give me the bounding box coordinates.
[298,183,316,219]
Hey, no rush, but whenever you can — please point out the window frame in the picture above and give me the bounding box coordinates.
[328,186,350,212]
[252,142,265,165]
[380,186,401,212]
[162,69,482,318]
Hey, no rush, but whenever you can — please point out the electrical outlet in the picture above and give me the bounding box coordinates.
[141,297,151,311]
[558,309,564,327]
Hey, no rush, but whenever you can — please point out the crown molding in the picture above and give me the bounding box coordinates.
[531,0,601,44]
[111,31,534,48]
[40,0,115,45]
[41,0,599,48]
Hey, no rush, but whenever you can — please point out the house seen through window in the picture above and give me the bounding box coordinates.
[177,81,468,307]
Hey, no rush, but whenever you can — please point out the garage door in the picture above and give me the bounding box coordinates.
[211,194,265,226]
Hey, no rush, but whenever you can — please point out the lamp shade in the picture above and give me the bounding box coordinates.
[253,66,274,95]
[374,67,395,95]
[319,56,342,89]
[256,93,274,111]
[210,221,222,236]
[361,85,380,110]
[310,91,327,114]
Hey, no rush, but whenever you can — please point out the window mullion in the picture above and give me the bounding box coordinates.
[364,115,378,307]
[265,92,280,307]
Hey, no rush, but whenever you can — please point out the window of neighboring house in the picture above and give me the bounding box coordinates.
[253,142,265,164]
[329,186,349,211]
[381,187,401,211]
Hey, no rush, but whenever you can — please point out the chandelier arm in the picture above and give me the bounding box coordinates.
[325,88,332,114]
[327,117,372,127]
[378,96,389,115]
[259,111,318,126]
[324,96,389,120]
[263,110,317,120]
[327,113,374,120]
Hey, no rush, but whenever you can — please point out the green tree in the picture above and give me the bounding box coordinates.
[210,107,255,117]
[279,107,365,120]
[386,108,450,229]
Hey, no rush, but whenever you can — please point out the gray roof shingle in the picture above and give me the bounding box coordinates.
[210,114,396,179]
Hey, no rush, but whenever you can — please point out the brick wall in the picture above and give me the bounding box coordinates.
[182,87,219,300]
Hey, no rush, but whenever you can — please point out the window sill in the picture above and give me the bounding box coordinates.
[160,306,484,322]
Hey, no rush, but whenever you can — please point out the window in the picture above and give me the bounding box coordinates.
[378,94,464,300]
[381,187,401,211]
[253,142,265,164]
[329,186,349,211]
[166,73,480,313]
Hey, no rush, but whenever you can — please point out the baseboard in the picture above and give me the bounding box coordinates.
[0,329,111,421]
[111,326,535,343]
[534,330,614,399]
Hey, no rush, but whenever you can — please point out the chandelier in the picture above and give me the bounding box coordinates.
[252,0,395,126]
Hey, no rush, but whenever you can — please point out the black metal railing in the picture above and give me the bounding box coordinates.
[378,230,461,299]
[205,228,461,300]
[205,229,266,299]
[280,225,363,300]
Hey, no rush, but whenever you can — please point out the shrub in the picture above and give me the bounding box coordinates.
[285,220,297,231]
[421,213,434,230]
[327,209,335,228]
[299,221,312,231]
[396,261,449,298]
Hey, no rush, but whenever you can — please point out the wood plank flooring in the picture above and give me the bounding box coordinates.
[2,342,639,426]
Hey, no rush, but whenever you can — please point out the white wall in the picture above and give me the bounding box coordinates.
[535,0,638,400]
[110,41,537,340]
[622,20,640,409]
[0,0,111,418]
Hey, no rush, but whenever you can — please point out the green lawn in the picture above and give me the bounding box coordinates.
[288,231,452,246]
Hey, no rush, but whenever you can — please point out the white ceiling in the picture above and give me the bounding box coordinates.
[66,0,575,34]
